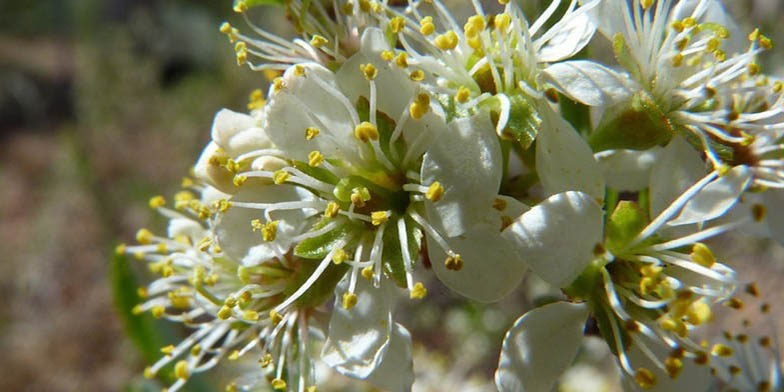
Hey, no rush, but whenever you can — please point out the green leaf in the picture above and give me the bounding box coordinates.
[294,218,363,259]
[235,0,285,9]
[381,215,422,287]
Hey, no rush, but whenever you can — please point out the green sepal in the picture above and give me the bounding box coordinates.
[356,96,405,168]
[285,261,350,308]
[605,201,648,254]
[380,215,423,287]
[484,94,541,149]
[294,218,363,259]
[559,93,592,136]
[589,91,673,152]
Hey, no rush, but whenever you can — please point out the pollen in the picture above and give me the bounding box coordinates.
[711,344,734,357]
[351,187,371,207]
[293,64,306,76]
[434,31,459,50]
[748,63,760,76]
[410,282,427,299]
[456,86,471,103]
[218,305,233,320]
[419,16,435,35]
[495,14,511,33]
[686,301,713,325]
[671,53,684,67]
[308,150,324,167]
[634,367,656,389]
[332,248,349,264]
[395,52,408,68]
[389,16,405,34]
[343,292,358,309]
[305,127,320,140]
[640,0,653,10]
[271,378,287,391]
[380,50,394,61]
[235,42,248,65]
[136,228,154,244]
[409,93,431,119]
[426,181,444,202]
[233,0,248,13]
[354,121,379,142]
[664,357,683,379]
[273,170,290,184]
[371,211,390,226]
[360,63,378,80]
[273,77,285,93]
[445,254,463,271]
[690,243,715,268]
[310,35,328,48]
[247,88,266,110]
[260,353,273,367]
[243,310,260,321]
[409,69,425,81]
[325,201,340,218]
[161,344,175,356]
[361,266,374,279]
[269,309,283,324]
[148,195,166,209]
[115,243,127,255]
[190,344,201,356]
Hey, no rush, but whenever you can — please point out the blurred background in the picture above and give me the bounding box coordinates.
[1,0,782,391]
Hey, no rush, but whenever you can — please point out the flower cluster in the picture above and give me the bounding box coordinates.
[119,0,784,391]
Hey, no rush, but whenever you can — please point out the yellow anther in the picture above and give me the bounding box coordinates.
[190,344,201,356]
[305,127,320,140]
[640,0,654,10]
[273,170,290,185]
[226,383,237,392]
[358,0,370,12]
[341,1,354,14]
[310,35,328,48]
[409,69,425,81]
[343,292,358,309]
[682,17,697,28]
[726,297,744,310]
[714,50,726,62]
[425,181,445,202]
[711,344,734,357]
[419,16,435,35]
[690,243,715,268]
[381,50,395,61]
[434,30,459,50]
[694,350,710,365]
[495,14,511,32]
[464,15,485,37]
[273,77,285,93]
[307,387,316,392]
[271,378,287,391]
[354,121,379,142]
[746,282,760,297]
[498,0,509,4]
[332,248,349,264]
[350,187,371,207]
[361,63,378,80]
[409,93,431,119]
[269,309,283,325]
[161,264,174,278]
[759,34,773,49]
[219,22,232,34]
[325,202,340,218]
[169,292,190,309]
[371,211,390,226]
[115,243,127,255]
[361,266,374,279]
[132,304,144,315]
[260,353,273,367]
[749,28,761,42]
[635,368,656,389]
[445,254,463,271]
[308,150,324,167]
[706,37,720,52]
[136,228,154,245]
[749,63,760,76]
[774,80,784,94]
[243,310,260,321]
[161,344,175,355]
[247,89,266,110]
[671,53,684,67]
[671,21,684,33]
[390,16,405,33]
[686,301,713,325]
[395,52,408,68]
[639,277,658,296]
[233,1,248,13]
[293,64,306,77]
[235,42,248,66]
[410,282,427,299]
[492,198,508,211]
[760,336,772,347]
[456,86,471,103]
[218,305,233,320]
[149,195,166,208]
[664,357,683,379]
[137,287,148,298]
[641,265,663,277]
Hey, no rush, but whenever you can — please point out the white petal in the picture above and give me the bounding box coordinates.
[211,108,269,155]
[669,165,752,226]
[337,28,415,118]
[536,106,605,201]
[502,191,602,288]
[322,276,398,379]
[595,148,660,192]
[430,222,528,303]
[649,136,706,218]
[537,8,597,63]
[495,302,589,392]
[216,184,313,266]
[542,61,633,107]
[364,323,414,392]
[167,218,205,243]
[193,141,236,193]
[264,63,358,162]
[422,111,503,237]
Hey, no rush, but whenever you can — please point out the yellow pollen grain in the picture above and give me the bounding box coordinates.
[332,248,349,264]
[664,357,683,379]
[419,16,435,35]
[190,344,201,356]
[640,0,654,10]
[136,228,154,245]
[217,305,233,320]
[343,292,358,309]
[351,187,371,207]
[259,353,273,367]
[409,69,425,81]
[426,181,444,202]
[271,378,287,391]
[434,30,459,50]
[305,127,320,140]
[410,282,427,299]
[361,63,378,80]
[325,201,340,218]
[354,121,379,142]
[381,50,395,61]
[148,195,166,209]
[273,77,285,93]
[672,53,684,67]
[174,360,189,379]
[686,301,713,325]
[395,52,408,68]
[310,35,328,48]
[233,1,248,13]
[634,368,656,389]
[361,266,374,279]
[161,344,175,356]
[690,243,715,268]
[456,86,471,103]
[749,63,760,76]
[495,14,511,33]
[445,254,463,271]
[390,16,405,33]
[115,243,127,255]
[243,310,260,321]
[371,211,390,226]
[749,28,761,42]
[711,344,734,357]
[308,150,324,167]
[262,221,278,241]
[273,170,290,185]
